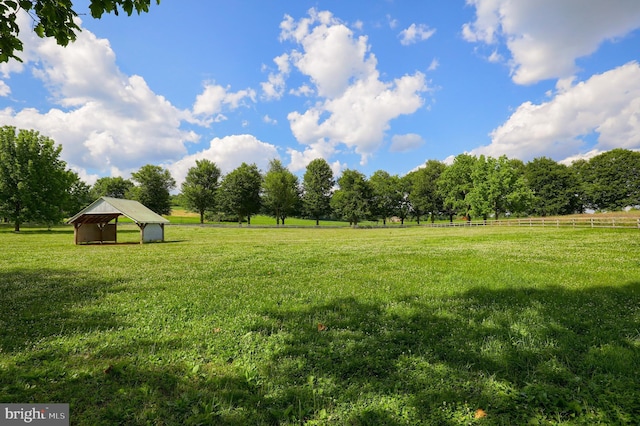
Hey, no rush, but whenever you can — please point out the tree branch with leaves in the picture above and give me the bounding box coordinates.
[0,0,160,62]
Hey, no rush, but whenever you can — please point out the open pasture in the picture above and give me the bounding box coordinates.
[1,225,639,424]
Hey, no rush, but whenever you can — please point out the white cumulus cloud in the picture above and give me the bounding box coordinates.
[0,14,201,179]
[463,0,640,84]
[263,115,277,125]
[470,61,640,161]
[399,24,436,46]
[287,139,339,173]
[0,81,10,96]
[281,9,428,168]
[390,133,425,152]
[166,134,279,187]
[281,9,377,98]
[260,53,291,100]
[193,83,255,120]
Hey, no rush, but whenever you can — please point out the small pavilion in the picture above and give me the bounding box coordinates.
[67,197,169,244]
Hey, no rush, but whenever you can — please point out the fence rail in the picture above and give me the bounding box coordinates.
[158,217,640,230]
[423,217,640,229]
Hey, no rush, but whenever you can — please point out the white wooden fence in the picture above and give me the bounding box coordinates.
[423,217,640,229]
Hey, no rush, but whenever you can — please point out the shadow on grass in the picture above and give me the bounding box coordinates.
[0,269,122,353]
[1,279,638,425]
[246,282,640,424]
[0,227,74,235]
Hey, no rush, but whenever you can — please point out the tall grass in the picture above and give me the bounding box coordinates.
[0,225,638,424]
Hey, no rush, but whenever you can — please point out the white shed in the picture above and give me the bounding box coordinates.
[67,197,170,244]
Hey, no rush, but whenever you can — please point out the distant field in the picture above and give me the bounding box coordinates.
[165,208,640,226]
[1,225,639,424]
[164,210,383,226]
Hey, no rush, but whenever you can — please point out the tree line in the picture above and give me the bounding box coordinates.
[91,148,640,226]
[1,126,639,230]
[0,126,177,231]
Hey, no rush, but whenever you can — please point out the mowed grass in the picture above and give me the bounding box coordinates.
[0,225,639,425]
[164,211,384,226]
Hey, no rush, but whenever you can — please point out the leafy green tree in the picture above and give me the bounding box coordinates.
[0,0,160,63]
[330,169,372,226]
[524,157,580,216]
[438,153,476,222]
[504,157,534,217]
[181,159,221,224]
[65,172,92,216]
[569,159,590,213]
[369,170,402,225]
[129,164,175,215]
[91,176,133,199]
[0,126,74,231]
[170,193,187,209]
[412,160,447,223]
[407,160,446,224]
[467,155,493,221]
[262,159,300,225]
[468,155,532,221]
[217,163,262,225]
[403,170,421,223]
[507,174,534,217]
[302,158,334,226]
[396,175,413,225]
[584,149,640,210]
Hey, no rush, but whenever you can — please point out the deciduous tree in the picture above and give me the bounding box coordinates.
[583,149,640,210]
[467,155,497,222]
[129,164,175,215]
[0,126,74,231]
[181,159,221,224]
[217,163,262,225]
[438,153,476,222]
[65,172,92,216]
[91,176,133,199]
[262,159,300,225]
[330,169,372,226]
[396,175,413,225]
[302,158,334,226]
[407,160,445,224]
[468,155,532,221]
[369,170,402,225]
[524,157,580,216]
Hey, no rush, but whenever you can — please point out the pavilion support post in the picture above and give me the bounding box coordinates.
[137,223,147,244]
[74,223,82,245]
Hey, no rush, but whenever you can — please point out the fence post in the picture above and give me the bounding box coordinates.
[556,219,559,228]
[638,218,640,229]
[591,218,594,228]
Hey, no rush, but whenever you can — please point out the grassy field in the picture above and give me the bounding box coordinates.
[1,224,639,424]
[164,210,387,226]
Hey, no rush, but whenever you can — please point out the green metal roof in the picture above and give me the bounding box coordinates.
[67,197,170,225]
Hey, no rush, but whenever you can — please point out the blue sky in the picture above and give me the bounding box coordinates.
[1,0,639,187]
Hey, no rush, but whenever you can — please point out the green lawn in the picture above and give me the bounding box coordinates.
[1,225,639,424]
[163,212,392,227]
